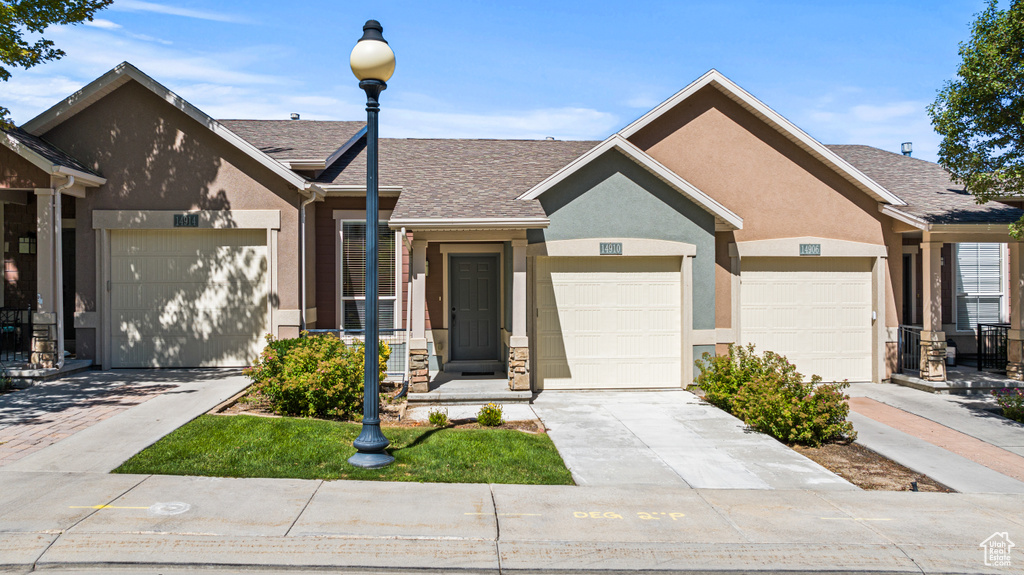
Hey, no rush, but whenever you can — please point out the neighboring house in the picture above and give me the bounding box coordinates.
[0,62,1020,388]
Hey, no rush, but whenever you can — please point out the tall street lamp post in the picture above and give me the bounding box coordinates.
[348,19,396,469]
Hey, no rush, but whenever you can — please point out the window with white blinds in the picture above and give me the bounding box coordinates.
[341,221,396,331]
[955,243,1004,331]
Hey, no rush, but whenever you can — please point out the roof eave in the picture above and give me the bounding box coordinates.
[880,205,930,231]
[388,217,550,230]
[2,133,106,186]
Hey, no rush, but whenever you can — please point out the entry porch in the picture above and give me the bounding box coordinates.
[895,223,1024,384]
[401,227,530,394]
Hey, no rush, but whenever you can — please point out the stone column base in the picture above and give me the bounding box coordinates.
[508,346,530,391]
[919,339,947,382]
[31,323,56,369]
[409,347,429,393]
[1008,338,1024,381]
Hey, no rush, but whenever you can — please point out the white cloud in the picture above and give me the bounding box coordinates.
[2,19,617,142]
[110,0,250,24]
[85,19,122,30]
[790,91,940,162]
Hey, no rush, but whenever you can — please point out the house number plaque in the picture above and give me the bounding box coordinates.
[799,243,821,256]
[600,242,623,255]
[174,214,199,228]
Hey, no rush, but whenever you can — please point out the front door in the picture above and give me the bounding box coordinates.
[450,255,499,361]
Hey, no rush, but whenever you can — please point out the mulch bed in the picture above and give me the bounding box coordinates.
[792,441,954,492]
[214,386,544,434]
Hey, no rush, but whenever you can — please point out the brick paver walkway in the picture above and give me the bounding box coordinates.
[849,396,1024,482]
[0,375,175,466]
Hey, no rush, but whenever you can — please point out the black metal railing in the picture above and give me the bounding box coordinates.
[0,307,32,363]
[897,325,922,374]
[304,328,408,383]
[977,322,1010,372]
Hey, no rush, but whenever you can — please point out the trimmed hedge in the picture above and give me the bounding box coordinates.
[244,333,390,419]
[695,344,857,447]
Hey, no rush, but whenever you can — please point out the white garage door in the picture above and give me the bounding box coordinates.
[110,229,269,368]
[536,256,681,389]
[740,257,872,382]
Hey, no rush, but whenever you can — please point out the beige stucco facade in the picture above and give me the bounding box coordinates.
[627,85,902,378]
[37,80,307,365]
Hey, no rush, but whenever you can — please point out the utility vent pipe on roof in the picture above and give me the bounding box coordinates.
[901,142,912,157]
[290,113,300,120]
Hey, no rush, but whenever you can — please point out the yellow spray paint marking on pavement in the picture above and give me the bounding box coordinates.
[819,517,893,521]
[70,505,150,510]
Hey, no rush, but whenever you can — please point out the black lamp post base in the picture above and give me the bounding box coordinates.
[348,451,395,469]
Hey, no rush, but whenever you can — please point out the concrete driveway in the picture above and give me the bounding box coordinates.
[0,369,251,473]
[531,390,855,490]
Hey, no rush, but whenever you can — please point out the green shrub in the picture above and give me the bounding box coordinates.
[994,388,1024,423]
[477,403,504,427]
[696,344,778,412]
[244,333,390,420]
[427,407,449,427]
[695,344,856,447]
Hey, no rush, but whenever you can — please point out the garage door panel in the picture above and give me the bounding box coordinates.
[536,256,681,390]
[110,229,269,368]
[740,257,872,382]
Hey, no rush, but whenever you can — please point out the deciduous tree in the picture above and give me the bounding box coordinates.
[1,0,112,125]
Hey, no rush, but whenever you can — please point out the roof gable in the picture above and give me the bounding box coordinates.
[620,69,905,207]
[518,134,742,230]
[22,62,313,192]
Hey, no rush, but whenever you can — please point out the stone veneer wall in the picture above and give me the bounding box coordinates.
[508,346,529,390]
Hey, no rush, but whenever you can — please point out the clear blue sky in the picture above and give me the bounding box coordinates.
[4,0,990,162]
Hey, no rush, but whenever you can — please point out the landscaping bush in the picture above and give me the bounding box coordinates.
[477,403,504,427]
[244,333,390,420]
[695,344,856,447]
[994,387,1024,423]
[428,407,449,427]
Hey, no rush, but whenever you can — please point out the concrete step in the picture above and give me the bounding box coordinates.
[6,359,94,388]
[891,371,1024,394]
[407,389,533,404]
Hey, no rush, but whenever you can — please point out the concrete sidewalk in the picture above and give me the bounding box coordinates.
[1,470,1021,574]
[849,383,1024,494]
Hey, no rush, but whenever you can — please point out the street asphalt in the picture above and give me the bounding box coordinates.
[1,372,1023,573]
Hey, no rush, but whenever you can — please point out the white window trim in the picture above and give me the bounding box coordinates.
[953,242,1007,333]
[334,210,401,330]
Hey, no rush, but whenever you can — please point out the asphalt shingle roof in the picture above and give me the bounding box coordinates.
[3,128,99,176]
[317,138,599,220]
[828,144,1023,224]
[218,119,364,161]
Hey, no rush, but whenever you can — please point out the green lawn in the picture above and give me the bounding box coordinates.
[114,415,574,485]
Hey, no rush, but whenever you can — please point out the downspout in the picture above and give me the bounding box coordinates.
[53,175,74,369]
[299,188,320,332]
[395,227,414,398]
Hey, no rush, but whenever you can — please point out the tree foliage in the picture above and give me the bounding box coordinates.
[0,0,112,124]
[929,0,1024,235]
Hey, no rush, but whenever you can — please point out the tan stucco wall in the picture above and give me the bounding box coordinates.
[628,86,902,342]
[41,80,305,360]
[0,146,49,189]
